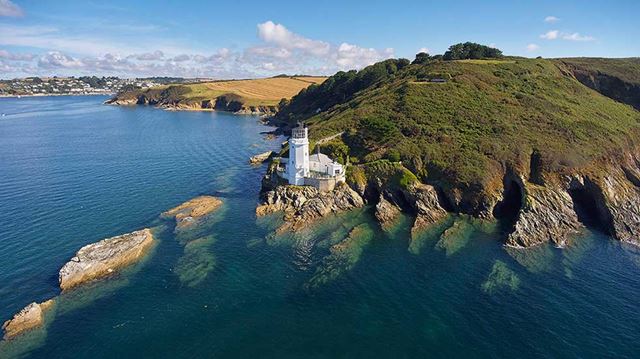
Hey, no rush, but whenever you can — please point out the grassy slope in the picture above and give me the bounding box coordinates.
[118,77,326,107]
[294,58,640,193]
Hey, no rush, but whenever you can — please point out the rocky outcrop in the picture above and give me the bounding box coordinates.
[249,151,273,165]
[374,194,401,230]
[503,151,640,248]
[506,180,581,248]
[2,300,55,340]
[256,182,365,232]
[403,183,449,234]
[162,196,223,232]
[59,229,154,291]
[586,165,640,246]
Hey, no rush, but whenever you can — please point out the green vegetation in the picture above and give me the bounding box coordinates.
[275,59,411,123]
[277,48,640,206]
[443,42,503,60]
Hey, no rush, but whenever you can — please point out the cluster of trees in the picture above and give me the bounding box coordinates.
[276,58,411,123]
[443,42,503,60]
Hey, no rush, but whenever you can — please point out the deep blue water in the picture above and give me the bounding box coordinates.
[0,96,639,358]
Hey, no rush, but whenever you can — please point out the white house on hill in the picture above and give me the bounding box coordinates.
[278,123,345,191]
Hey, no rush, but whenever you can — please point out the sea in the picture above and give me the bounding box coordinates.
[0,95,639,358]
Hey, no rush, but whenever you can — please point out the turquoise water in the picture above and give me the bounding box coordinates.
[1,96,639,358]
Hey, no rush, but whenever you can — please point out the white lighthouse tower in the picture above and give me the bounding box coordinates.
[287,123,310,185]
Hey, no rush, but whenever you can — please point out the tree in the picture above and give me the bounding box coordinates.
[443,42,503,60]
[413,52,431,65]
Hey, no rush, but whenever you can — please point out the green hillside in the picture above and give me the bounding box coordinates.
[274,51,640,211]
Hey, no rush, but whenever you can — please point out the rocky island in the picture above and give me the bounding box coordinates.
[59,229,155,291]
[259,43,640,248]
[161,195,223,232]
[1,300,55,340]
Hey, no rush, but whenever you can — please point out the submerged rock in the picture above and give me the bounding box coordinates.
[162,196,223,232]
[435,218,472,256]
[481,260,520,294]
[58,229,154,291]
[256,182,364,232]
[306,223,374,290]
[174,235,217,287]
[2,300,55,340]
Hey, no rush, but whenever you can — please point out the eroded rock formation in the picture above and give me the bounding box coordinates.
[59,229,154,291]
[256,182,365,232]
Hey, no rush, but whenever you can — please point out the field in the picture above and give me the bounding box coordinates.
[183,77,326,106]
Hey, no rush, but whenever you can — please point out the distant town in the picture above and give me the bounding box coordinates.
[0,76,206,97]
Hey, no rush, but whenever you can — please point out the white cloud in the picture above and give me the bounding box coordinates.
[0,0,22,17]
[0,49,35,61]
[544,16,559,23]
[540,30,595,42]
[540,30,559,40]
[129,50,165,61]
[526,43,540,52]
[562,32,595,41]
[257,21,331,56]
[1,20,396,78]
[335,43,394,69]
[417,47,430,54]
[38,51,85,69]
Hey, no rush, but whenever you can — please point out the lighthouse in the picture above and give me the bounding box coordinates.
[287,122,310,185]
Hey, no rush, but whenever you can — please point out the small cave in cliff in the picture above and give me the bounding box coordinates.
[569,187,611,234]
[493,180,523,230]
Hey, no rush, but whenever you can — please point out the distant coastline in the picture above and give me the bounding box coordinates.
[0,93,113,98]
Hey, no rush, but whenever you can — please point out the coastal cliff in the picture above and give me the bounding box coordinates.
[265,47,640,248]
[105,76,325,114]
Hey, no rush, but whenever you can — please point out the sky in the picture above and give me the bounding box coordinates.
[0,0,638,79]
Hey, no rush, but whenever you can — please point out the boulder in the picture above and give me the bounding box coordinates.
[58,229,154,291]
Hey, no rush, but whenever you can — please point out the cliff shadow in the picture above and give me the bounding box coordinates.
[568,182,613,235]
[492,177,524,234]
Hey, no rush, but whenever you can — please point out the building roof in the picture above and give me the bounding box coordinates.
[309,153,334,166]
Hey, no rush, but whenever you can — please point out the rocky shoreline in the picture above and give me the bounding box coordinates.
[256,146,640,250]
[105,96,277,115]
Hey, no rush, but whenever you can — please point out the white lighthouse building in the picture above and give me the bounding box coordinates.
[278,123,345,191]
[287,124,310,185]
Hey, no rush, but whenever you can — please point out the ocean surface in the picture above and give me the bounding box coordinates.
[0,96,639,358]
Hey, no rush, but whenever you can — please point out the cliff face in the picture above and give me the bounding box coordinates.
[495,150,640,248]
[560,58,640,110]
[106,91,278,115]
